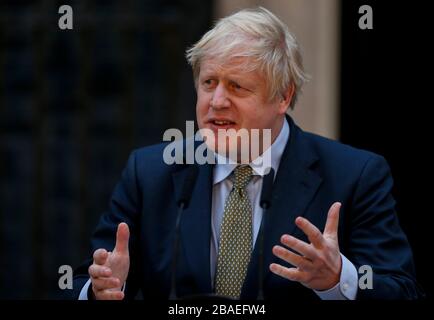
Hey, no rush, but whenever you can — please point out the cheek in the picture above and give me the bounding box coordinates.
[196,93,210,119]
[239,102,262,122]
[241,103,275,128]
[196,91,209,109]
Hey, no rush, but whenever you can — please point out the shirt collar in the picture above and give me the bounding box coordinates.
[213,118,290,185]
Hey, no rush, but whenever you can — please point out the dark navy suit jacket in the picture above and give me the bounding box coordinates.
[72,117,424,300]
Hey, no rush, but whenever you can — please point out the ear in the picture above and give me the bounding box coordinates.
[278,83,295,114]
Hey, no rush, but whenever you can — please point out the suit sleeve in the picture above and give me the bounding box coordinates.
[345,154,424,299]
[70,150,142,299]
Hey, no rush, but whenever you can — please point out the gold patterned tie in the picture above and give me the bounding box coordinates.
[215,165,253,298]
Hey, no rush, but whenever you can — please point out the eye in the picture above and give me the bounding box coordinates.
[202,79,216,89]
[229,81,243,91]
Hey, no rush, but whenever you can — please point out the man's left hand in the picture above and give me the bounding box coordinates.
[270,202,342,291]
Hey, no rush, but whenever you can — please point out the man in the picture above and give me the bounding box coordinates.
[72,7,423,300]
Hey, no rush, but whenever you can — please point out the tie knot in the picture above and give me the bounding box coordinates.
[233,165,253,189]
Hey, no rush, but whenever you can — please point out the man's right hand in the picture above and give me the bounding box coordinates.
[88,222,130,300]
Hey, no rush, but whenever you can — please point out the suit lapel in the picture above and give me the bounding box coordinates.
[242,117,323,299]
[172,163,213,293]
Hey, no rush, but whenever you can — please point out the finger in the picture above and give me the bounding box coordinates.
[96,289,125,300]
[295,217,324,249]
[114,222,130,254]
[92,277,121,291]
[269,263,308,283]
[89,264,112,278]
[280,234,317,260]
[324,202,341,237]
[93,249,108,265]
[272,245,313,271]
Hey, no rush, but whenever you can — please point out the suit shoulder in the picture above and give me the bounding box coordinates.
[123,142,175,178]
[131,142,170,160]
[302,131,386,168]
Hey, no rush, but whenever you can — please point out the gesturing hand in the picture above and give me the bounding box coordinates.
[88,222,130,300]
[270,202,342,291]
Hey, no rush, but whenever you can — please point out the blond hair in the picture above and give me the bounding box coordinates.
[186,7,308,109]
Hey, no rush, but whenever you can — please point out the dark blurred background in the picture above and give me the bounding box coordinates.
[340,0,432,300]
[0,0,431,299]
[0,0,212,299]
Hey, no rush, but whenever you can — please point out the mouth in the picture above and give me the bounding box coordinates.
[207,119,236,132]
[212,120,235,126]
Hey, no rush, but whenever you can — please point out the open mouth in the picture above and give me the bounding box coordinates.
[211,120,236,126]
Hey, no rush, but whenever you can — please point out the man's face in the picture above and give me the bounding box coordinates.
[196,56,290,159]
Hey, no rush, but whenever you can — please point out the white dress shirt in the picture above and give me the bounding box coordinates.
[80,118,358,300]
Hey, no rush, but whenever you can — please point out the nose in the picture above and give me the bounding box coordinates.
[210,83,230,110]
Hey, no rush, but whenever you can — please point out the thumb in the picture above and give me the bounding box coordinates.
[114,222,130,254]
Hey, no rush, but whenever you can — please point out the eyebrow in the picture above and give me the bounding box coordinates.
[200,71,257,83]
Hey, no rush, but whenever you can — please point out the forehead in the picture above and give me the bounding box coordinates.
[200,56,263,80]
